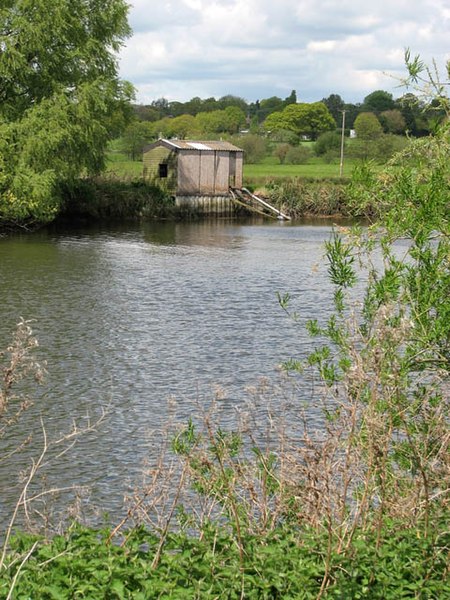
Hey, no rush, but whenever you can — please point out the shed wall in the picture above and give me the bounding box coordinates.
[213,151,230,193]
[178,151,200,194]
[143,146,177,193]
[199,152,216,194]
[144,142,244,197]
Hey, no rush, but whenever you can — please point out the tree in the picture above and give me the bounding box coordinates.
[165,114,199,139]
[273,143,292,164]
[230,134,267,163]
[271,102,336,140]
[264,103,336,139]
[258,96,285,120]
[284,90,297,107]
[321,94,345,124]
[218,95,248,113]
[353,112,383,139]
[379,109,406,134]
[0,0,132,226]
[363,90,395,114]
[343,103,361,129]
[121,121,154,161]
[133,105,164,122]
[314,131,343,156]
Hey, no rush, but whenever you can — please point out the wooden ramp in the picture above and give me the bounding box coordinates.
[230,187,291,221]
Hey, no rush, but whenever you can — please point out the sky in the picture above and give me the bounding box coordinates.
[118,0,450,106]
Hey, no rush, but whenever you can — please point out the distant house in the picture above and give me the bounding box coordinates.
[143,139,243,197]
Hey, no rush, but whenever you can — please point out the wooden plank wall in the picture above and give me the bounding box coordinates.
[143,147,177,194]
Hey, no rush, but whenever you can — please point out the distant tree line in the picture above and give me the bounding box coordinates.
[121,87,446,162]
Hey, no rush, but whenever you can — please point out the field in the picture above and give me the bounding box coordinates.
[243,155,355,180]
[105,150,356,181]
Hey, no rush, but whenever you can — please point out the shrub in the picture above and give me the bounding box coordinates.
[314,131,342,156]
[285,145,312,164]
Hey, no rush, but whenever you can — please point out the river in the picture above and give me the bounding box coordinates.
[0,218,338,528]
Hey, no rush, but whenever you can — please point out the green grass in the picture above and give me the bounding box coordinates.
[244,155,354,180]
[105,151,143,178]
[105,151,356,181]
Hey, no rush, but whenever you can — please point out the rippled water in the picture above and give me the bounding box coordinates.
[0,219,338,525]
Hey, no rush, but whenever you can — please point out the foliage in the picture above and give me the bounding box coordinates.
[285,145,312,164]
[229,134,268,164]
[120,121,154,160]
[1,520,448,599]
[379,109,407,134]
[1,50,449,600]
[363,90,395,113]
[266,178,349,216]
[264,102,336,140]
[348,133,408,163]
[60,177,177,221]
[321,93,345,124]
[272,143,292,164]
[353,112,383,139]
[0,0,132,227]
[314,131,343,156]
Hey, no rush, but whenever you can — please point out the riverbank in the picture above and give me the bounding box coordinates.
[57,174,359,223]
[2,518,448,598]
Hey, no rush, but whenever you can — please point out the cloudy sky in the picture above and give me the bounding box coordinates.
[118,0,450,106]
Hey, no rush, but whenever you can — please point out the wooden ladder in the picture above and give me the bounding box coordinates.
[230,188,291,220]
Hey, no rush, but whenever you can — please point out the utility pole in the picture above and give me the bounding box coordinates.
[339,110,346,177]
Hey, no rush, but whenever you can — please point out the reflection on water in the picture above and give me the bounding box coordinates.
[0,219,336,526]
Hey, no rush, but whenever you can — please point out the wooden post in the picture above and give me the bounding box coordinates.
[339,110,346,177]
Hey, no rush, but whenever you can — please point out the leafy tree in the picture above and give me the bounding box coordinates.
[223,106,247,134]
[321,94,345,124]
[379,109,406,134]
[218,95,248,113]
[151,98,171,116]
[263,110,288,133]
[396,93,423,136]
[230,134,267,163]
[353,112,383,139]
[283,90,297,107]
[0,0,132,226]
[258,96,285,121]
[120,121,154,160]
[165,114,199,139]
[194,108,246,135]
[363,90,395,113]
[283,102,336,140]
[267,102,336,140]
[133,105,161,123]
[343,102,361,129]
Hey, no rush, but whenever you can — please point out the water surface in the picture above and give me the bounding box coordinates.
[0,219,336,525]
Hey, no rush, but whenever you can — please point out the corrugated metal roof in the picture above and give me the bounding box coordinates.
[160,139,243,152]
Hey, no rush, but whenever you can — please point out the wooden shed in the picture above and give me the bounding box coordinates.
[143,139,243,199]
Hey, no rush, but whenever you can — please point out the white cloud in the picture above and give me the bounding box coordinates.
[119,0,450,104]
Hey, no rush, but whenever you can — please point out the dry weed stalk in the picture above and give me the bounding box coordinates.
[115,299,448,575]
[0,320,108,592]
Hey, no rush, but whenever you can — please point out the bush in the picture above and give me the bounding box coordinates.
[347,133,408,163]
[60,177,176,220]
[285,145,312,164]
[314,131,342,156]
[229,133,268,163]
